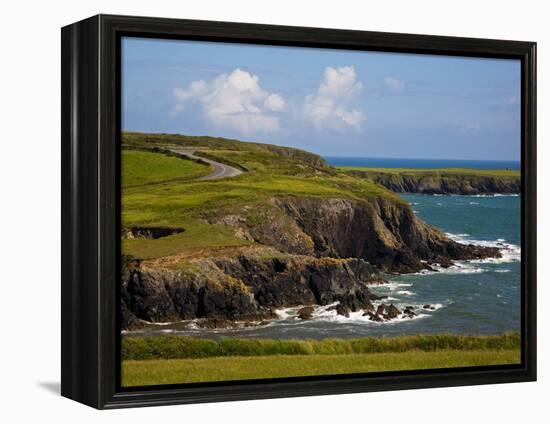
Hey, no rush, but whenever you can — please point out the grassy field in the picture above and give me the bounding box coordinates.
[121,334,521,386]
[339,166,520,177]
[123,131,326,175]
[122,150,211,188]
[122,349,520,386]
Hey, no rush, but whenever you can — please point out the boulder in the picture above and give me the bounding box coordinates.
[297,306,315,320]
[386,304,401,319]
[367,312,383,322]
[403,308,416,318]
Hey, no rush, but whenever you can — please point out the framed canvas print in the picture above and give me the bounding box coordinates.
[61,14,536,409]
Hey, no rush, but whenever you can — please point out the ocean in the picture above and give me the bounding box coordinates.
[325,156,520,170]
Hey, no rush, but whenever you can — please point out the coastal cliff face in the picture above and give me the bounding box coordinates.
[122,195,500,329]
[122,254,381,328]
[347,170,520,195]
[247,196,499,272]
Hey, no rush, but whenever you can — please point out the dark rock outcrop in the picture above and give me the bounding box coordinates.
[366,312,383,322]
[121,255,380,329]
[121,302,144,330]
[386,304,401,319]
[297,306,315,320]
[121,264,273,329]
[403,306,416,318]
[363,303,400,321]
[215,255,381,311]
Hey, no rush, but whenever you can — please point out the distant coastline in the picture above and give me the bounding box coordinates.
[325,156,521,170]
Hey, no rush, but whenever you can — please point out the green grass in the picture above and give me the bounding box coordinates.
[123,131,327,173]
[124,174,390,210]
[122,149,211,188]
[339,166,520,177]
[122,349,520,386]
[121,334,521,386]
[121,174,398,259]
[121,132,405,260]
[122,174,400,226]
[121,142,401,259]
[122,220,251,259]
[121,333,521,360]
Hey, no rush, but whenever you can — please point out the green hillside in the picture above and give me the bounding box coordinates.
[121,132,401,261]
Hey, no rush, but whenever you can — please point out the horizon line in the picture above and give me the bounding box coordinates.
[323,155,520,162]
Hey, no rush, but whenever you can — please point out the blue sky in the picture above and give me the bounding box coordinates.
[122,37,521,161]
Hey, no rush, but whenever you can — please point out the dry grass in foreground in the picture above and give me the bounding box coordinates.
[122,348,520,387]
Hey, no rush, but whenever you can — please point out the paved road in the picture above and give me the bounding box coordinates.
[169,149,243,181]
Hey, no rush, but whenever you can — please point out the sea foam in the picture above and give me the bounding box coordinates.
[446,232,521,264]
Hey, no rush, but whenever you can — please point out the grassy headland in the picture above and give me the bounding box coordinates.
[340,166,520,195]
[122,132,400,261]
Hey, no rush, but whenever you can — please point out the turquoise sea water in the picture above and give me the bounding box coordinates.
[137,193,521,339]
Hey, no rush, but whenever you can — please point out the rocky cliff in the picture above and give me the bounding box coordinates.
[226,196,500,273]
[122,196,500,329]
[122,253,384,328]
[347,170,520,195]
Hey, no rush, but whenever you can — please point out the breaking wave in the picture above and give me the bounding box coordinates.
[446,232,521,264]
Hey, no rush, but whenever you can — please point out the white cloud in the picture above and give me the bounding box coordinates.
[173,68,285,135]
[384,76,405,91]
[174,80,207,103]
[303,66,366,132]
[264,94,285,111]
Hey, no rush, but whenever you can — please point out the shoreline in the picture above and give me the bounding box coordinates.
[122,226,520,335]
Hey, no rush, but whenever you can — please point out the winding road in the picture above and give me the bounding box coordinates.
[169,149,243,181]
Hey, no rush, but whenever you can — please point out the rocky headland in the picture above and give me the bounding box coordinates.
[122,196,500,329]
[345,169,520,195]
[121,132,505,330]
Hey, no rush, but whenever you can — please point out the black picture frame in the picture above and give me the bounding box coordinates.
[61,14,537,409]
